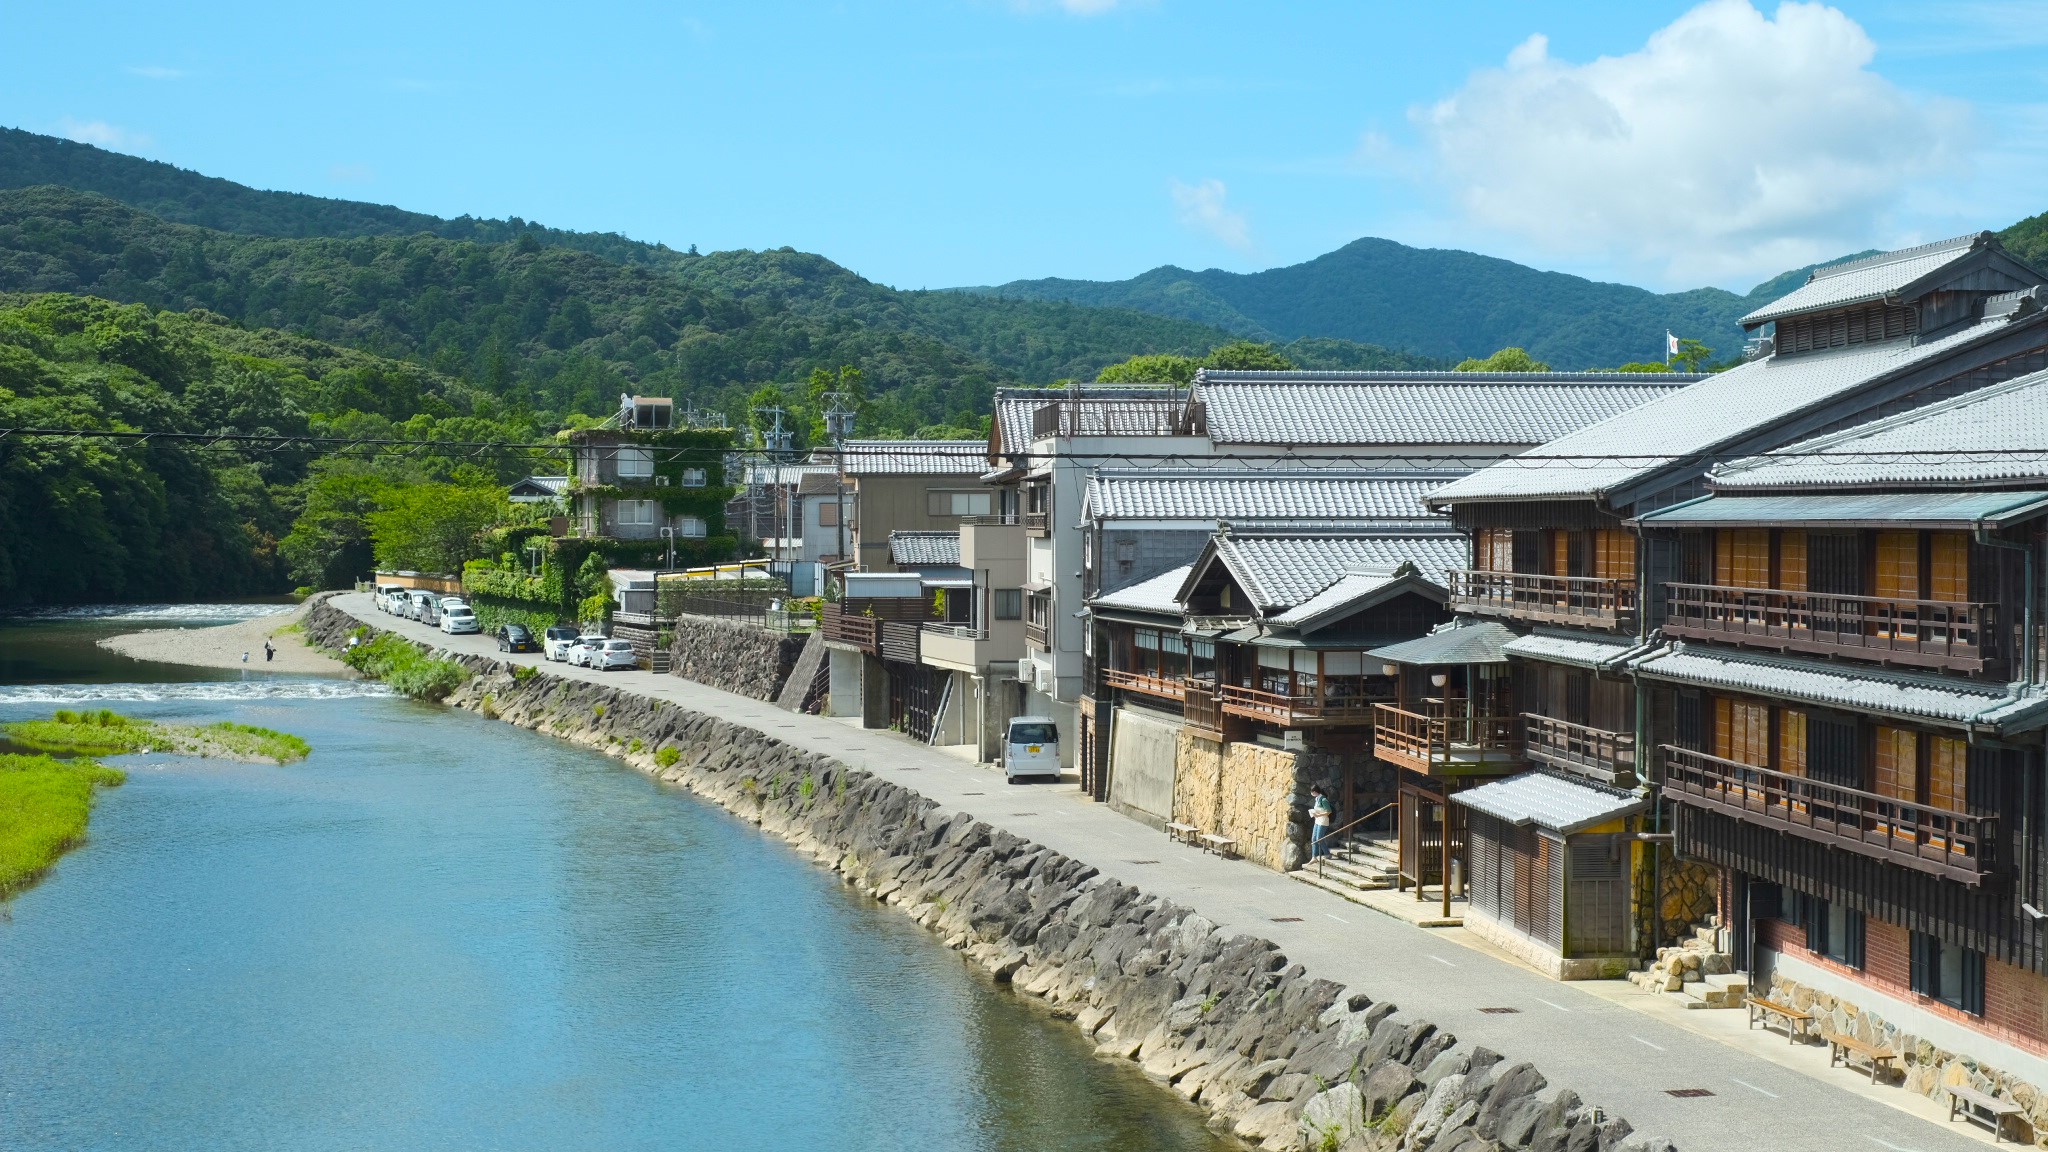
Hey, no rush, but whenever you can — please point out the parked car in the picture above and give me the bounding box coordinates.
[496,623,540,653]
[1004,716,1061,783]
[407,591,435,621]
[543,625,582,662]
[592,639,639,670]
[439,604,480,634]
[566,636,606,667]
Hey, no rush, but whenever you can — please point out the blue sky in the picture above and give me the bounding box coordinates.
[5,1,2045,294]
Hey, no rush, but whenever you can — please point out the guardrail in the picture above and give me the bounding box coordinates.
[1448,569,1635,628]
[1663,582,1996,673]
[1522,714,1635,786]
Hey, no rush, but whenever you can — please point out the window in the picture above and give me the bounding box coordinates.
[1476,528,1514,573]
[1715,529,1770,589]
[1796,893,1865,969]
[1874,726,1918,802]
[616,446,655,479]
[1930,532,1969,604]
[1714,697,1770,768]
[1875,531,1919,599]
[993,589,1022,619]
[1911,932,1985,1015]
[681,467,708,488]
[677,517,707,538]
[1594,530,1635,580]
[1778,709,1807,777]
[615,499,659,526]
[929,490,992,517]
[817,501,839,527]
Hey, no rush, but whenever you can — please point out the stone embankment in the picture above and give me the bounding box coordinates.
[665,615,807,701]
[305,600,1673,1152]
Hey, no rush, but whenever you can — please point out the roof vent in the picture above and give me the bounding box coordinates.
[1987,286,2043,323]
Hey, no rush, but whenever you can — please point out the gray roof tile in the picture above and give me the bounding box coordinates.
[1213,533,1469,610]
[991,387,1188,454]
[1454,771,1647,835]
[842,439,988,476]
[1084,468,1465,523]
[1089,564,1191,615]
[888,531,961,567]
[1191,372,1692,447]
[1631,642,2048,731]
[1739,234,1988,326]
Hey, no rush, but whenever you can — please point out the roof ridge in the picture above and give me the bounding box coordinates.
[1195,370,1702,384]
[1807,232,1989,283]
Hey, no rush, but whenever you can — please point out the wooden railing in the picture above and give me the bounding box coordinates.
[1662,583,1997,673]
[1104,669,1186,701]
[1372,704,1521,776]
[880,620,921,664]
[1024,512,1050,536]
[822,604,880,653]
[1448,569,1635,628]
[1183,679,1224,733]
[1025,619,1048,649]
[1218,684,1384,727]
[1522,714,1635,786]
[1661,746,1997,885]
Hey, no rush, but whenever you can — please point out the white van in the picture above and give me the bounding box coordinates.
[1004,716,1061,783]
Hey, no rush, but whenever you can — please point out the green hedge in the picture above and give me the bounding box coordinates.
[468,596,562,634]
[342,630,471,700]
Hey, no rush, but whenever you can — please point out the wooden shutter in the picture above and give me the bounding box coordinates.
[1594,530,1636,580]
[1777,531,1807,592]
[1478,529,1514,573]
[1929,532,1968,604]
[1874,726,1917,801]
[1551,531,1572,578]
[1716,698,1769,767]
[1927,736,1964,813]
[1777,709,1807,776]
[1875,531,1920,599]
[1717,529,1770,589]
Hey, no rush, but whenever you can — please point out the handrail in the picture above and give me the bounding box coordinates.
[1323,802,1396,844]
[1449,569,1635,625]
[1662,581,1995,672]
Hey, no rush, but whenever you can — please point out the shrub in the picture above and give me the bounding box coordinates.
[655,746,680,768]
[342,633,470,700]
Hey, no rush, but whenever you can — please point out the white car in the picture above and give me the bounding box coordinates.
[566,636,606,667]
[1004,716,1061,783]
[543,625,582,662]
[591,639,639,670]
[439,605,480,634]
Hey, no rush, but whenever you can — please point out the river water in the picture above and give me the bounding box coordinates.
[0,612,1231,1152]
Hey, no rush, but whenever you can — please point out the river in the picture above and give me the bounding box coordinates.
[0,611,1233,1151]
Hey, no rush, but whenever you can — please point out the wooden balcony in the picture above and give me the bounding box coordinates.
[1025,619,1049,649]
[1522,714,1635,787]
[1219,684,1384,728]
[880,620,921,665]
[1661,746,1997,885]
[1104,669,1186,702]
[822,604,880,654]
[1662,583,1997,673]
[1448,569,1635,629]
[1371,704,1521,777]
[1183,680,1224,736]
[1024,511,1050,537]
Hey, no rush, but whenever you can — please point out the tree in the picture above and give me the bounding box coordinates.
[1454,347,1550,372]
[1668,338,1714,372]
[280,465,390,589]
[1097,353,1199,385]
[368,484,510,574]
[1202,340,1294,371]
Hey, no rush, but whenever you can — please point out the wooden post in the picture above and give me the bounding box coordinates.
[1441,782,1455,921]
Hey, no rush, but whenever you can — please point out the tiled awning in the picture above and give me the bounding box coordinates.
[1453,771,1646,835]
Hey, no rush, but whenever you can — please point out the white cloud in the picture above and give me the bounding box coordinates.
[126,65,187,81]
[1169,178,1254,254]
[56,118,153,153]
[1006,0,1142,15]
[1414,0,1971,286]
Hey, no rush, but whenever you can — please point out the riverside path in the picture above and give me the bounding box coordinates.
[333,593,1997,1152]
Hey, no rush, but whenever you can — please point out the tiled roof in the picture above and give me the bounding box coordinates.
[1501,631,1643,671]
[841,439,988,476]
[1454,771,1647,835]
[1369,618,1516,665]
[1631,642,2048,733]
[1084,468,1464,523]
[1210,533,1469,610]
[991,386,1188,454]
[1088,564,1191,615]
[1739,234,1989,326]
[1711,366,2048,491]
[509,475,568,494]
[1429,310,2048,507]
[888,531,961,567]
[797,472,846,497]
[1266,565,1442,629]
[1190,372,1692,447]
[1634,491,2048,529]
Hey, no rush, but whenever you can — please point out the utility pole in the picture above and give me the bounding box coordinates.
[823,391,856,569]
[749,404,794,562]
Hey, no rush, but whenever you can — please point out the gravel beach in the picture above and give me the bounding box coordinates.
[99,599,354,677]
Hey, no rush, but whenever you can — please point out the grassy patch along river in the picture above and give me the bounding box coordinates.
[0,752,125,896]
[4,708,312,764]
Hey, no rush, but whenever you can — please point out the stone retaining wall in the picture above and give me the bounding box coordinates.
[305,599,1675,1152]
[666,615,808,701]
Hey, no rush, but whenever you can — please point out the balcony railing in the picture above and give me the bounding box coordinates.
[1662,583,1997,673]
[1217,684,1384,727]
[1183,679,1224,734]
[1371,704,1522,776]
[1104,669,1187,702]
[1662,746,1997,885]
[1025,619,1049,649]
[1448,569,1635,629]
[1523,714,1635,786]
[1024,512,1051,537]
[822,604,880,654]
[880,620,921,664]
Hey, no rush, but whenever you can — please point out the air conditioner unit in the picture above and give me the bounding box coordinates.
[655,475,671,486]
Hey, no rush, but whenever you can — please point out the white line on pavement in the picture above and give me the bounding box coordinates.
[1630,1036,1665,1052]
[1730,1078,1779,1099]
[1865,1138,1923,1152]
[1427,955,1457,968]
[1535,997,1570,1013]
[1326,913,1349,924]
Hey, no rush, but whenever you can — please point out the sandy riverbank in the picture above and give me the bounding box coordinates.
[99,598,354,677]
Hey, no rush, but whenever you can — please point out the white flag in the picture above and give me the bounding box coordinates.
[1666,331,1682,358]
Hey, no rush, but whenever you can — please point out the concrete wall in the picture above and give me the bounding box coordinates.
[851,474,984,572]
[825,646,863,718]
[1106,705,1179,827]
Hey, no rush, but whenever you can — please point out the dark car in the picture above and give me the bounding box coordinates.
[496,623,540,653]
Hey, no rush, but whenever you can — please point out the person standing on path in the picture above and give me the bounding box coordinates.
[1309,786,1333,859]
[263,640,275,663]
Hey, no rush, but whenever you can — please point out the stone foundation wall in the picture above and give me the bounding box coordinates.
[305,599,1676,1152]
[1170,740,1375,873]
[666,615,808,701]
[1632,845,1719,959]
[1173,731,1224,834]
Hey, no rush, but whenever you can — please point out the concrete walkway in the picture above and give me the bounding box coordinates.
[339,594,1998,1152]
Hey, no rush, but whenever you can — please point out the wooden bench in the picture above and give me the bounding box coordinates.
[1823,1031,1898,1084]
[1199,832,1237,858]
[1745,996,1813,1043]
[1947,1083,2024,1142]
[1165,821,1200,846]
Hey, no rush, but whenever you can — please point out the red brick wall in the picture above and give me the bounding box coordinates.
[1986,956,2048,1054]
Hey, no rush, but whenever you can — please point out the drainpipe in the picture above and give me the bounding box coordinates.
[1974,519,2041,944]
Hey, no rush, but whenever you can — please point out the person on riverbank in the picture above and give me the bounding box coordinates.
[263,641,275,663]
[1309,786,1333,859]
